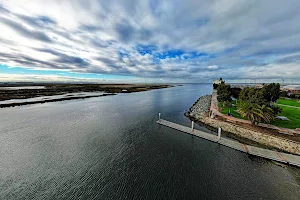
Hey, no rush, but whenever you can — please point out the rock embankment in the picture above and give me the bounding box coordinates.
[203,117,300,155]
[186,94,300,155]
[187,95,211,119]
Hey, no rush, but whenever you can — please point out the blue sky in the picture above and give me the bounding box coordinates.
[0,0,300,83]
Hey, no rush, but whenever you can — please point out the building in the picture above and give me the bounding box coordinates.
[282,85,300,92]
[213,78,225,89]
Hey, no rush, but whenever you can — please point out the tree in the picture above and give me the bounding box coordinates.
[270,105,282,116]
[237,101,275,125]
[262,83,281,104]
[238,84,282,117]
[260,104,276,123]
[239,87,266,105]
[231,87,242,99]
[217,83,232,102]
[280,90,288,97]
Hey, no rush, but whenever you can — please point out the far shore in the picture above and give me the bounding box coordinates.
[0,83,173,108]
[0,93,116,108]
[0,83,173,101]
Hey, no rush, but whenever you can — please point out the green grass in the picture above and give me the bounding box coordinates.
[277,98,300,107]
[271,105,300,129]
[218,100,244,119]
[218,99,300,129]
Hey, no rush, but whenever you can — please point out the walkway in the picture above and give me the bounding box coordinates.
[157,119,300,167]
[276,103,300,109]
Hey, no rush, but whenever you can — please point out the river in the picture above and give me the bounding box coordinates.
[0,84,299,199]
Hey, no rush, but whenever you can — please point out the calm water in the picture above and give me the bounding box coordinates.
[0,84,299,200]
[0,92,105,105]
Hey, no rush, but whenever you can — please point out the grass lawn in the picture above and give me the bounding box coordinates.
[277,98,300,107]
[218,100,244,119]
[218,99,300,129]
[271,105,300,129]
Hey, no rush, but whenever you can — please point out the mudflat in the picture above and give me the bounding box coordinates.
[0,83,172,101]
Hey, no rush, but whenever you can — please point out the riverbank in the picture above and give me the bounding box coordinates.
[0,83,173,107]
[0,83,173,101]
[186,94,300,155]
[0,93,116,108]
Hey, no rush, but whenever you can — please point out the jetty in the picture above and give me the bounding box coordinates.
[157,118,300,167]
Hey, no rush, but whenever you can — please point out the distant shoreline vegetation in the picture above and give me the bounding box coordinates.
[0,93,116,108]
[0,83,173,108]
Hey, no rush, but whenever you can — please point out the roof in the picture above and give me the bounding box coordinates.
[282,85,300,90]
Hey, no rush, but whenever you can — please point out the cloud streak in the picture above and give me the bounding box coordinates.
[0,0,300,82]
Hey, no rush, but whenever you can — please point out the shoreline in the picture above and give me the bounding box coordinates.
[0,83,173,108]
[0,83,173,101]
[185,94,300,156]
[0,93,116,108]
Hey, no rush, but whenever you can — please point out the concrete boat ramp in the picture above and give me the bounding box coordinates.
[157,119,300,167]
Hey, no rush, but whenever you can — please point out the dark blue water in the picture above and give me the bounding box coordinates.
[0,84,299,199]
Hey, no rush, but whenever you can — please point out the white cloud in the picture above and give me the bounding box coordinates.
[0,0,300,82]
[207,65,219,70]
[0,73,103,83]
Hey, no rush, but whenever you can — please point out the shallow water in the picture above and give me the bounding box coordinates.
[0,92,105,104]
[0,86,46,90]
[0,84,299,199]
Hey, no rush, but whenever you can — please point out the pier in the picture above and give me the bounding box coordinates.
[157,119,300,167]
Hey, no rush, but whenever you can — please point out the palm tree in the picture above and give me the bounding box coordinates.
[260,104,275,123]
[237,101,275,125]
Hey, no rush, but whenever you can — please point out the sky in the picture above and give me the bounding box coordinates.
[0,0,300,83]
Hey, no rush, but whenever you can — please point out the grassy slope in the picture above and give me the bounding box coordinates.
[277,98,300,107]
[271,106,300,129]
[272,98,300,129]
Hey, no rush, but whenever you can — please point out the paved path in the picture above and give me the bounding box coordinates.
[276,103,300,109]
[157,119,300,167]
